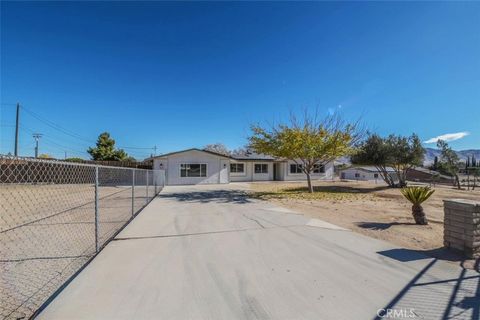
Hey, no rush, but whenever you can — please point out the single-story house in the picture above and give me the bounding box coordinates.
[339,166,398,183]
[148,148,334,185]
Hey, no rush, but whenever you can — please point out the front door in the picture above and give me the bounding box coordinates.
[273,163,279,181]
[220,160,229,183]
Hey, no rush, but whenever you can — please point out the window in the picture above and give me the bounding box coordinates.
[254,164,268,174]
[374,173,379,178]
[180,164,207,177]
[290,164,303,174]
[290,164,324,174]
[313,164,325,173]
[355,173,360,178]
[230,163,245,173]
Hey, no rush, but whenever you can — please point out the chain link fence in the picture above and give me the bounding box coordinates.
[0,156,165,319]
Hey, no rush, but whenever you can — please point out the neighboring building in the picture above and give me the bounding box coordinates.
[406,167,453,185]
[148,148,334,185]
[339,166,398,183]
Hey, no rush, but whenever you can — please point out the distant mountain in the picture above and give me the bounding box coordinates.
[423,148,480,165]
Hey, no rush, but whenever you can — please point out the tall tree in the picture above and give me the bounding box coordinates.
[437,140,461,189]
[351,133,424,187]
[87,132,129,161]
[203,143,231,156]
[249,113,361,193]
[433,156,438,171]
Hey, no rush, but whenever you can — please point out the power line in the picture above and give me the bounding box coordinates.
[32,133,43,158]
[20,126,150,159]
[19,126,90,156]
[4,103,158,158]
[21,105,156,151]
[22,106,93,144]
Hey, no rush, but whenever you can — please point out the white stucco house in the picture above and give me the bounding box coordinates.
[148,148,334,186]
[339,166,398,183]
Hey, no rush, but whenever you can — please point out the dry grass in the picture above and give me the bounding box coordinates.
[248,180,480,251]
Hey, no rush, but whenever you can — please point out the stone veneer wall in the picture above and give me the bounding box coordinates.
[443,199,480,258]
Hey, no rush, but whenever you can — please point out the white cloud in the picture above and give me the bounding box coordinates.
[328,105,343,115]
[424,132,470,144]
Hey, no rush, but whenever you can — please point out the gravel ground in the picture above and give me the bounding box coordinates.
[248,180,480,252]
[0,183,156,320]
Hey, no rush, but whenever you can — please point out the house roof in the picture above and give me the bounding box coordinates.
[342,166,396,173]
[231,151,276,161]
[408,166,452,180]
[146,148,231,160]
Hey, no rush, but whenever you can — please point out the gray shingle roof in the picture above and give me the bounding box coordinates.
[230,152,276,161]
[146,148,231,160]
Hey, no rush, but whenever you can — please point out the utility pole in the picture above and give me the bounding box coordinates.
[32,133,43,158]
[153,145,157,157]
[14,103,20,156]
[64,151,67,159]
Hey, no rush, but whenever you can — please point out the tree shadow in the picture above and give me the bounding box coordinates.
[374,248,480,319]
[251,185,392,200]
[356,221,417,230]
[158,190,252,204]
[286,184,391,194]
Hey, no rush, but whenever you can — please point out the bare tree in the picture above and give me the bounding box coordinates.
[204,143,231,156]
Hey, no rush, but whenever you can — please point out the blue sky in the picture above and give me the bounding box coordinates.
[1,2,479,159]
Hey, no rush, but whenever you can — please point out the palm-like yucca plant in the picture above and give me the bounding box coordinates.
[400,186,435,225]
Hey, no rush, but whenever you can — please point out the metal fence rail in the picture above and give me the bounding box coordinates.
[0,156,165,320]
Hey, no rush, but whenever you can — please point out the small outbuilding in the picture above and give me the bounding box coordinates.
[340,166,398,183]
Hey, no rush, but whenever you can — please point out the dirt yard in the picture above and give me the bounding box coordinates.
[248,180,480,252]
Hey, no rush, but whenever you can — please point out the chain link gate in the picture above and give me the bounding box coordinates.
[0,156,165,319]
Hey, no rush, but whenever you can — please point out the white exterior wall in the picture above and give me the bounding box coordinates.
[282,160,334,181]
[229,160,333,182]
[153,150,230,185]
[229,161,252,182]
[340,169,378,181]
[230,161,274,182]
[252,162,274,181]
[340,168,397,182]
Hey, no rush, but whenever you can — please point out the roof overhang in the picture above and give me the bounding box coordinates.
[145,148,232,161]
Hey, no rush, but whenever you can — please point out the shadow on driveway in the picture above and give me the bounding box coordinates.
[158,189,252,204]
[375,248,480,320]
[356,222,417,230]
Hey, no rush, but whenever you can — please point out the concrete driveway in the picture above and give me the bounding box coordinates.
[38,184,480,320]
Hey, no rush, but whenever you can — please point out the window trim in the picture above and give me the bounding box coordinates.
[230,162,246,175]
[313,164,325,174]
[289,163,303,175]
[289,163,325,175]
[180,163,207,178]
[254,163,269,174]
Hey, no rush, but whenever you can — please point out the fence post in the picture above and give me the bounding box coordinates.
[146,170,149,204]
[132,169,135,217]
[94,166,99,253]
